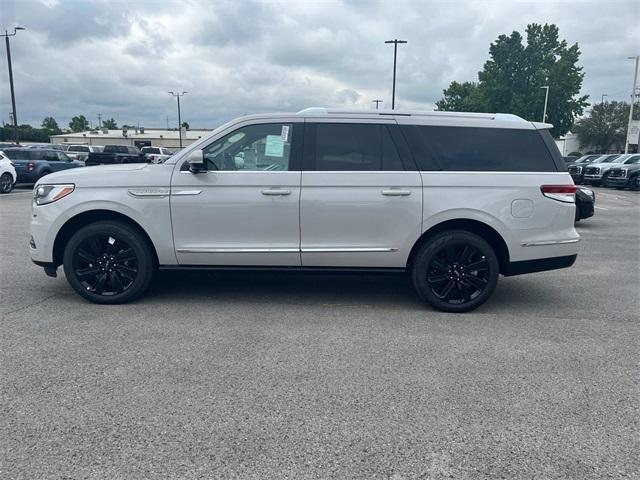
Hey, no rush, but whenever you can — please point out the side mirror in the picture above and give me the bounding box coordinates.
[187,150,205,172]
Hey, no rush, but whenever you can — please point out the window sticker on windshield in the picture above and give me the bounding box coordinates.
[281,125,290,142]
[265,135,285,157]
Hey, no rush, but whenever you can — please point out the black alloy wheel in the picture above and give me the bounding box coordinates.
[0,173,13,193]
[632,176,640,191]
[63,221,155,303]
[411,231,499,313]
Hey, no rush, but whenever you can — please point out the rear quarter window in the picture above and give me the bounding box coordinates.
[401,125,558,172]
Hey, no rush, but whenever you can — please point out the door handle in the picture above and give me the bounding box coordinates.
[381,189,411,196]
[261,188,291,196]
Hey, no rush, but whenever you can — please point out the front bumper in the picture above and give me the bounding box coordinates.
[583,174,602,181]
[606,177,629,186]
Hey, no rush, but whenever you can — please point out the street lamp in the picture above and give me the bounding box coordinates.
[601,93,608,104]
[2,26,26,144]
[168,91,187,148]
[541,85,549,123]
[385,39,407,110]
[625,55,639,154]
[372,99,383,110]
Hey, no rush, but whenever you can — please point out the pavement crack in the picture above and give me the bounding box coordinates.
[3,294,57,316]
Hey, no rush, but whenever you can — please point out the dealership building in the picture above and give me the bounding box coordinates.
[50,127,212,149]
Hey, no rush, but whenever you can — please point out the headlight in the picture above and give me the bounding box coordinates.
[33,184,75,205]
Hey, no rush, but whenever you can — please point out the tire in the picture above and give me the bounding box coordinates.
[0,172,14,193]
[63,221,155,304]
[410,230,499,313]
[631,176,640,192]
[601,173,611,188]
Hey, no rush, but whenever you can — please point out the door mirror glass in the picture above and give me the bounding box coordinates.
[186,149,205,172]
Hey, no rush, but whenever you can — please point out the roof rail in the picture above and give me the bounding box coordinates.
[296,107,526,122]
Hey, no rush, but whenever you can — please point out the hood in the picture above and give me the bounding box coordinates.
[35,163,173,188]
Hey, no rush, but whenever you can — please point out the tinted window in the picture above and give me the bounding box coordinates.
[104,146,128,154]
[68,146,90,152]
[401,125,557,172]
[203,123,295,171]
[312,123,404,171]
[3,149,30,159]
[142,147,161,154]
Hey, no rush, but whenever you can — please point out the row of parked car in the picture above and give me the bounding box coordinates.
[566,153,640,190]
[0,143,175,193]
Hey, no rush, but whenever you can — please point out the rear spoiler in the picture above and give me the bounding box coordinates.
[531,121,554,130]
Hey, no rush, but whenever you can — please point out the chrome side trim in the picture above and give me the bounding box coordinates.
[171,189,203,196]
[128,188,170,197]
[521,238,581,247]
[176,247,299,253]
[302,247,398,253]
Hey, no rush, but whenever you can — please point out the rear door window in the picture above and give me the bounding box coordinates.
[401,125,558,172]
[306,123,405,171]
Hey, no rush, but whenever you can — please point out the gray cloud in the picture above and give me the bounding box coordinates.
[0,0,638,130]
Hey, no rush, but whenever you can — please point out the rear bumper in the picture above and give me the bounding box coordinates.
[503,254,577,276]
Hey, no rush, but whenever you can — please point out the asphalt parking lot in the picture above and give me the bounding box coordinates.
[1,186,638,479]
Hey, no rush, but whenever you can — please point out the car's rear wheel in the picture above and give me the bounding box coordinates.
[0,173,13,193]
[411,231,499,313]
[631,176,640,191]
[63,221,155,304]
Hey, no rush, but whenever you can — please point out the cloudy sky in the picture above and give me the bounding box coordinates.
[1,0,638,130]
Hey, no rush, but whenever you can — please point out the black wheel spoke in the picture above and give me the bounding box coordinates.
[110,271,124,293]
[460,245,473,263]
[76,266,101,280]
[77,248,96,264]
[440,280,455,300]
[427,273,449,284]
[114,249,136,262]
[464,274,487,291]
[93,273,107,293]
[444,245,457,265]
[116,264,137,280]
[431,257,449,272]
[89,237,104,257]
[466,259,488,271]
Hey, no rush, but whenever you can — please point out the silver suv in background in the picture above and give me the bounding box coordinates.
[29,108,579,312]
[582,154,638,186]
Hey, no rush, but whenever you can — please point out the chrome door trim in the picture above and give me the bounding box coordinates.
[128,188,170,197]
[171,189,203,196]
[521,238,581,247]
[176,247,299,253]
[301,247,398,253]
[381,189,412,196]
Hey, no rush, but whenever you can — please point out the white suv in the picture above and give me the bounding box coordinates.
[29,108,579,312]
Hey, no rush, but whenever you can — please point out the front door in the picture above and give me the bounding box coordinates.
[300,121,423,268]
[170,120,303,266]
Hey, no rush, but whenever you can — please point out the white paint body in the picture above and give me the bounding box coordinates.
[30,110,580,271]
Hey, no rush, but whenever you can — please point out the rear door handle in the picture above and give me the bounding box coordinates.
[381,189,411,196]
[261,188,291,196]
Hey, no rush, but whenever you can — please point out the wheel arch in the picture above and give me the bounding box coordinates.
[407,218,510,274]
[52,209,159,267]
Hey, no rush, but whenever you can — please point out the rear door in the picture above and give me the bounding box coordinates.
[300,121,422,268]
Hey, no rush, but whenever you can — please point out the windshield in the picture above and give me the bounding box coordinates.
[624,156,640,164]
[602,155,621,163]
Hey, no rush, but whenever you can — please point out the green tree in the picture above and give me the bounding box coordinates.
[573,101,635,153]
[102,118,118,129]
[435,81,487,112]
[41,116,60,133]
[69,115,89,132]
[437,23,589,137]
[181,121,190,130]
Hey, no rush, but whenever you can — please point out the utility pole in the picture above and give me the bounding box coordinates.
[625,55,639,154]
[97,113,102,129]
[2,27,26,144]
[541,86,549,122]
[384,39,407,110]
[372,99,383,110]
[168,91,187,147]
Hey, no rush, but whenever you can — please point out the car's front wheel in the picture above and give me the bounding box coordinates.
[0,172,14,193]
[410,230,499,313]
[63,221,155,304]
[631,175,640,191]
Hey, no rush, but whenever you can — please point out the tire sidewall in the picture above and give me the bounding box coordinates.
[0,173,13,193]
[411,231,499,313]
[63,221,154,304]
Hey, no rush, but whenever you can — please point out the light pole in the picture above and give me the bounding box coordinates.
[601,93,608,104]
[372,99,383,110]
[541,85,549,123]
[2,26,26,144]
[625,56,639,154]
[168,91,187,148]
[385,39,407,110]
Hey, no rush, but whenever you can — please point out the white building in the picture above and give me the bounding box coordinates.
[50,127,212,149]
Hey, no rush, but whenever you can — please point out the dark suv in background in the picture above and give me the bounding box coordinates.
[3,148,84,183]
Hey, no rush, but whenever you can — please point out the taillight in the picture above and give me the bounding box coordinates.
[27,162,35,172]
[541,185,577,203]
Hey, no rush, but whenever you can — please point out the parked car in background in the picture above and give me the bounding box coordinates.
[563,156,579,164]
[3,148,84,183]
[65,145,104,163]
[29,108,580,313]
[605,156,640,190]
[567,154,603,184]
[583,154,638,186]
[27,143,68,151]
[0,151,17,193]
[574,187,595,221]
[86,145,146,166]
[0,142,19,150]
[141,146,173,164]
